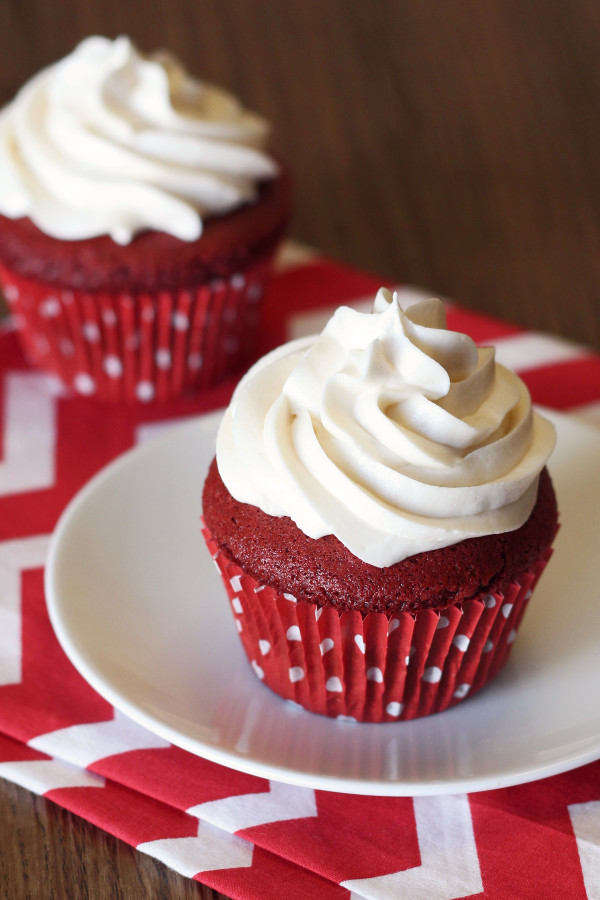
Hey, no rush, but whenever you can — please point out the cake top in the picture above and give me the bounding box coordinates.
[217,289,556,566]
[0,36,277,244]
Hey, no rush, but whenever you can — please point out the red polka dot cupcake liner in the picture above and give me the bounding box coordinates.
[0,255,273,402]
[203,524,553,722]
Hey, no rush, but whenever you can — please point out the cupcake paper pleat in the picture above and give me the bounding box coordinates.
[0,253,273,402]
[204,523,553,722]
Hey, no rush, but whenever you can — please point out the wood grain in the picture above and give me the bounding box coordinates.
[0,1,599,897]
[0,781,220,898]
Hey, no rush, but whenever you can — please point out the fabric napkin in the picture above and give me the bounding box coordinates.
[1,251,599,900]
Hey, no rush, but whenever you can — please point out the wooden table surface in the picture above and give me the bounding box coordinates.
[1,2,599,897]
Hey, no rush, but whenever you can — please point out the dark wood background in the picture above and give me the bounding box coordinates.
[1,2,599,898]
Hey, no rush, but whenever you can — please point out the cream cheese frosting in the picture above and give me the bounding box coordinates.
[0,36,277,244]
[217,289,556,567]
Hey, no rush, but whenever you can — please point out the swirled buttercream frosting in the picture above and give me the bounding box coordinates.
[217,289,556,567]
[0,36,277,244]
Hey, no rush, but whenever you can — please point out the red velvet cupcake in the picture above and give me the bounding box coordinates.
[0,37,291,402]
[202,290,558,722]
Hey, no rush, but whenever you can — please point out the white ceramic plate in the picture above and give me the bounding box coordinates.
[46,409,600,796]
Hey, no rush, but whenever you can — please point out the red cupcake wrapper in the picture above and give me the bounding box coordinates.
[203,524,553,722]
[0,254,274,402]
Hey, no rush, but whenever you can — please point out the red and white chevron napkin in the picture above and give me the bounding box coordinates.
[1,253,600,900]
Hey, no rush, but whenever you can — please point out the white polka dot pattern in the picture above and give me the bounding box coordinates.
[58,339,74,356]
[155,349,171,370]
[136,381,155,402]
[2,257,274,402]
[104,356,123,378]
[367,667,384,683]
[173,312,190,331]
[40,297,60,318]
[204,523,550,723]
[231,597,243,615]
[422,666,442,684]
[83,322,101,342]
[453,634,470,652]
[251,660,264,680]
[354,635,366,653]
[74,373,95,395]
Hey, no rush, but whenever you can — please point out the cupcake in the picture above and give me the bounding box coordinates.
[0,36,291,402]
[202,289,558,721]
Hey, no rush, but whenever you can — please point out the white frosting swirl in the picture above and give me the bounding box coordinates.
[0,36,277,243]
[217,289,556,567]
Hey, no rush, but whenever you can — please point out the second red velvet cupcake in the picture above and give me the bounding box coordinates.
[0,36,291,402]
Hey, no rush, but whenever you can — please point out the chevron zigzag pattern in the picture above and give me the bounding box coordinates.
[1,256,600,898]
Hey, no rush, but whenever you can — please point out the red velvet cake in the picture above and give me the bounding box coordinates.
[0,174,290,293]
[203,459,558,615]
[202,289,558,722]
[0,37,291,402]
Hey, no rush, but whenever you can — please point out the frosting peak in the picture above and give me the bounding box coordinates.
[0,36,277,244]
[217,289,556,566]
